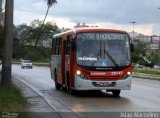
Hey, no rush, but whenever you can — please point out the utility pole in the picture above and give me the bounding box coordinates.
[1,0,14,87]
[0,0,2,25]
[130,21,136,42]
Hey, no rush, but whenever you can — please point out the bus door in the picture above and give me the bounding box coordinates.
[64,36,71,87]
[61,37,66,86]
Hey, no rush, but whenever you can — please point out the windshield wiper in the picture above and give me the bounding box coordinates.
[104,50,119,66]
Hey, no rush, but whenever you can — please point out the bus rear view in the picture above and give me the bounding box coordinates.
[51,28,132,96]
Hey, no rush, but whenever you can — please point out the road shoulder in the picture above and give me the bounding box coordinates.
[12,77,62,118]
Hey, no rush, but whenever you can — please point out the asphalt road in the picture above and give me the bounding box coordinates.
[12,65,160,116]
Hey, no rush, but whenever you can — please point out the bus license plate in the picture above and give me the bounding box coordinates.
[97,82,110,86]
[92,82,116,87]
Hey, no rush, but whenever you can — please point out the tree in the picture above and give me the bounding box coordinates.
[132,42,152,67]
[13,24,30,46]
[151,50,160,66]
[1,0,14,87]
[13,20,60,61]
[34,0,57,48]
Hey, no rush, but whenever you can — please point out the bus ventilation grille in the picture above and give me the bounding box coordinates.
[88,76,120,80]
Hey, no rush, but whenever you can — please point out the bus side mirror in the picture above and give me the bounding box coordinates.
[71,40,76,51]
[131,43,134,52]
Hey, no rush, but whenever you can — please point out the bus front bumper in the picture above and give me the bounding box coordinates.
[74,75,132,90]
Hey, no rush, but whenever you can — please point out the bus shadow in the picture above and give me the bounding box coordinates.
[58,89,122,98]
[49,87,126,99]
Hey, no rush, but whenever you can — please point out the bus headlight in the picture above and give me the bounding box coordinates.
[76,70,86,79]
[123,71,132,79]
[76,70,81,75]
[127,71,131,75]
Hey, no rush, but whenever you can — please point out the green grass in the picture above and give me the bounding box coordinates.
[33,62,50,67]
[133,68,160,75]
[12,60,50,67]
[0,85,26,112]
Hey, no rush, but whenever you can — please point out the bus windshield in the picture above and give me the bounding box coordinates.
[76,32,131,67]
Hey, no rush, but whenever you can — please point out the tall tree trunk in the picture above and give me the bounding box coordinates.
[0,0,2,25]
[1,0,14,87]
[34,6,49,48]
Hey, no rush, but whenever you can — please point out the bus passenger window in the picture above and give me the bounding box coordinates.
[53,38,57,55]
[65,36,71,55]
[59,38,62,55]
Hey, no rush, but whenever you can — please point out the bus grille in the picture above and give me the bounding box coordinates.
[87,76,120,80]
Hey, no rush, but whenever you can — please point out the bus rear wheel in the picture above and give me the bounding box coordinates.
[69,88,77,95]
[55,82,61,90]
[112,90,121,97]
[54,71,61,90]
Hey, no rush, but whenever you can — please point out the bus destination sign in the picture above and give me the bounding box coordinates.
[77,33,126,40]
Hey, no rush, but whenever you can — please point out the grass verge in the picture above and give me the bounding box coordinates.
[0,85,26,112]
[133,68,160,75]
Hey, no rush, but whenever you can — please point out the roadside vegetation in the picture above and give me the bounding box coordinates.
[12,20,61,62]
[0,75,26,112]
[133,68,160,75]
[0,86,26,112]
[132,42,160,68]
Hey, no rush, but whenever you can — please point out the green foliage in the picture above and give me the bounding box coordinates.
[46,0,57,7]
[132,43,145,62]
[14,19,60,48]
[132,43,152,66]
[133,68,160,75]
[13,19,61,62]
[13,46,51,62]
[151,50,160,65]
[0,85,26,112]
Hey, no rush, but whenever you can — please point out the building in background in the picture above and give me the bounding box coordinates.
[129,32,151,45]
[150,35,160,50]
[74,23,89,29]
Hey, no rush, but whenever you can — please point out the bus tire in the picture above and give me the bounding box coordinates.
[54,70,61,90]
[112,90,121,97]
[66,72,70,91]
[69,88,77,95]
[62,86,68,91]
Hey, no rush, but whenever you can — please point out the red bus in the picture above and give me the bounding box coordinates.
[50,28,132,96]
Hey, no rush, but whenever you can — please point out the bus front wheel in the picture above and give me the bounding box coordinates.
[112,90,121,97]
[69,88,77,95]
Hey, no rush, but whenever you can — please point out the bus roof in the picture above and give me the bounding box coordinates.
[53,27,128,38]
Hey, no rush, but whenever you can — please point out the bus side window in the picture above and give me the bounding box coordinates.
[55,38,62,55]
[59,37,62,55]
[51,38,54,55]
[55,38,59,55]
[57,38,60,55]
[54,38,60,55]
[53,38,57,55]
[66,35,71,55]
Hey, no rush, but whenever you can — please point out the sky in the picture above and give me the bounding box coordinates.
[13,0,160,35]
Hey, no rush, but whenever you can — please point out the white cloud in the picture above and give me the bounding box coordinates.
[45,16,75,28]
[14,10,75,29]
[14,0,160,35]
